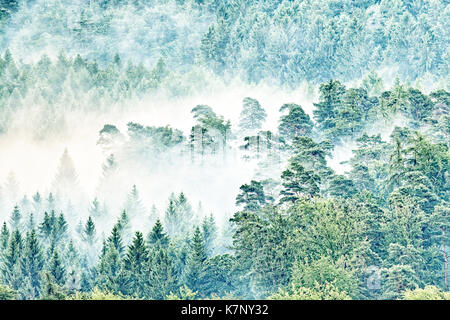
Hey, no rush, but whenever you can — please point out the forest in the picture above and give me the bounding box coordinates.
[0,0,448,300]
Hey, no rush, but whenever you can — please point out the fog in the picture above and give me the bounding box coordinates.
[0,77,319,234]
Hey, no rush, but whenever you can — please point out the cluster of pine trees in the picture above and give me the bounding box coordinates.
[0,74,448,299]
[0,0,448,301]
[0,1,448,86]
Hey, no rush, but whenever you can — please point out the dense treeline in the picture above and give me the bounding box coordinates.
[0,0,448,86]
[0,0,448,301]
[0,76,448,299]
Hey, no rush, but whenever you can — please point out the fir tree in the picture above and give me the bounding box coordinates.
[0,222,9,251]
[278,103,313,141]
[183,227,207,293]
[238,97,267,134]
[202,214,217,257]
[107,224,124,256]
[48,250,66,287]
[123,231,148,297]
[1,230,23,290]
[20,230,44,298]
[9,205,21,231]
[82,216,96,246]
[147,219,169,249]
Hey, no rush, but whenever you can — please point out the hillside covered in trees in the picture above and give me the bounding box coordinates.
[0,0,449,300]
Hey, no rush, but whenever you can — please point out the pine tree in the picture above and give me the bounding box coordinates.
[313,80,346,133]
[147,219,169,249]
[327,175,358,198]
[96,246,126,294]
[116,210,132,244]
[32,192,42,215]
[53,213,68,244]
[238,97,267,134]
[164,197,178,238]
[107,224,124,256]
[147,247,178,299]
[38,211,56,243]
[124,185,146,220]
[9,205,21,231]
[48,250,66,287]
[428,205,450,290]
[0,222,10,251]
[278,103,313,141]
[202,214,217,257]
[89,197,102,220]
[52,149,79,200]
[184,227,207,293]
[46,193,56,213]
[82,216,96,246]
[280,162,320,203]
[1,230,23,290]
[123,231,148,297]
[26,213,35,232]
[235,180,266,212]
[20,230,44,298]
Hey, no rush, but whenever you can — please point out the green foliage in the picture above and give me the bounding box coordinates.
[0,284,16,300]
[239,97,267,133]
[235,180,266,212]
[402,285,450,300]
[278,103,313,141]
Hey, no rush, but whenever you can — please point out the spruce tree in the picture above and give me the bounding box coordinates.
[82,216,96,246]
[9,205,21,231]
[107,224,124,256]
[278,103,313,141]
[202,214,217,257]
[123,231,148,297]
[235,180,266,212]
[1,230,23,290]
[0,222,9,251]
[184,227,207,293]
[48,250,66,287]
[20,230,44,298]
[117,210,132,244]
[238,97,267,134]
[147,219,169,249]
[147,247,178,299]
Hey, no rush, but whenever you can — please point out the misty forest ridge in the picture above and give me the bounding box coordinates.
[0,0,449,301]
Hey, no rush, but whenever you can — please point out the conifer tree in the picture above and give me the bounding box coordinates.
[89,197,102,220]
[116,210,132,244]
[124,185,146,220]
[53,213,68,244]
[238,97,267,134]
[107,224,124,256]
[48,250,66,287]
[9,205,21,231]
[278,103,313,141]
[147,219,169,249]
[38,211,55,244]
[0,222,9,251]
[52,149,79,200]
[82,216,96,246]
[96,246,126,294]
[202,214,217,257]
[147,247,178,299]
[235,180,266,212]
[1,230,23,290]
[123,231,148,297]
[313,79,346,134]
[183,227,207,293]
[20,230,44,298]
